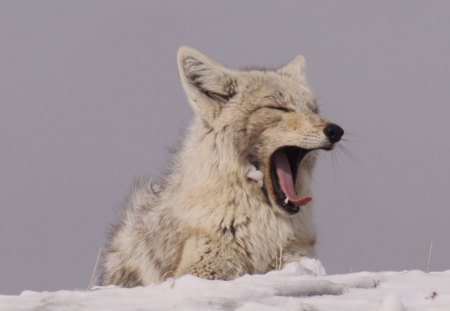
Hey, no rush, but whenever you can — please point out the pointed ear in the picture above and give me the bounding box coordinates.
[177,46,238,122]
[277,55,306,80]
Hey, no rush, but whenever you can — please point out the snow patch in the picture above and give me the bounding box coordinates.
[246,164,263,187]
[379,293,404,311]
[1,261,450,310]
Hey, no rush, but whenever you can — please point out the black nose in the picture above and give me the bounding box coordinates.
[323,124,344,143]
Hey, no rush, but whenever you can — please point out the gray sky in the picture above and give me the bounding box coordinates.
[1,0,449,295]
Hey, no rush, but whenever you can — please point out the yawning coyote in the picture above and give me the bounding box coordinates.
[100,47,344,286]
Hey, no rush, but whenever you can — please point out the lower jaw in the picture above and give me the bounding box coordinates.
[271,177,303,215]
[277,200,300,214]
[270,188,302,214]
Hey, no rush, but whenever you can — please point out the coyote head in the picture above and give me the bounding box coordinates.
[177,47,343,215]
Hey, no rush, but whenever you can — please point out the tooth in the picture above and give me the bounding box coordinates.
[284,198,289,204]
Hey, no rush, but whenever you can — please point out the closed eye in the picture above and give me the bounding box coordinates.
[308,99,319,114]
[266,105,291,112]
[309,105,319,114]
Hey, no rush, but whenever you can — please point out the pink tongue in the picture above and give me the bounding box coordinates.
[273,150,312,206]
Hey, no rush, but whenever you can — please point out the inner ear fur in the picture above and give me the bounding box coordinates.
[177,47,238,104]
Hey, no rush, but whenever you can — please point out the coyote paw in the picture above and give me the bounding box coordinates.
[246,164,263,187]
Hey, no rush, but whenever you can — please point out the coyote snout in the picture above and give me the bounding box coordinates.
[101,47,344,286]
[324,123,344,144]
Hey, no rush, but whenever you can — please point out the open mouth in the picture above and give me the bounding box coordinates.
[270,146,312,214]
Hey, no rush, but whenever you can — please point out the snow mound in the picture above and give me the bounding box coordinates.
[1,260,450,310]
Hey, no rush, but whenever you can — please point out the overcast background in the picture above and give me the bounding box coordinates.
[1,1,449,295]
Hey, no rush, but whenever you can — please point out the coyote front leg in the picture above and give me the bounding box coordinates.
[174,236,249,280]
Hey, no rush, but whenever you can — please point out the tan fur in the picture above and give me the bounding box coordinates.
[100,47,342,286]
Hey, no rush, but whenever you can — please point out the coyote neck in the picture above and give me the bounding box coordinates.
[168,121,250,204]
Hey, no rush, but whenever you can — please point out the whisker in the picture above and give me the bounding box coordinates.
[341,133,362,142]
[335,149,342,168]
[343,132,361,137]
[337,144,367,172]
[330,150,338,181]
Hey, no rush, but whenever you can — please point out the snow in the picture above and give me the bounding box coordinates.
[1,258,450,311]
[246,164,264,188]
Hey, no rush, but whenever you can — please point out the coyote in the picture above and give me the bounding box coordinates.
[100,47,344,286]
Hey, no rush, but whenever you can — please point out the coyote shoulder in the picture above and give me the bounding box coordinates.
[100,47,344,286]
